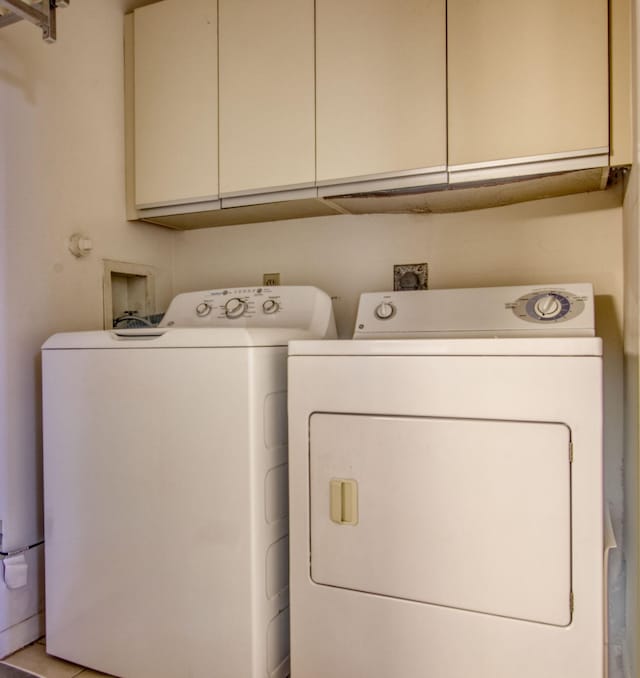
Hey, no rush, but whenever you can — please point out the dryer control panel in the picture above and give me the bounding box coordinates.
[354,283,594,338]
[160,286,337,337]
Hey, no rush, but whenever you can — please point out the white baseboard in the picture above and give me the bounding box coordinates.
[0,611,44,659]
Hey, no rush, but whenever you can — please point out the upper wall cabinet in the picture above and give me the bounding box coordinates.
[133,0,218,209]
[218,0,315,201]
[315,0,447,196]
[126,0,626,228]
[447,0,610,184]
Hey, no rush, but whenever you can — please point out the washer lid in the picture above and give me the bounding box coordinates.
[43,327,322,350]
[289,337,603,357]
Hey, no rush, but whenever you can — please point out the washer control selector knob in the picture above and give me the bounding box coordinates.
[374,301,396,320]
[224,297,248,319]
[196,302,212,317]
[262,299,280,314]
[534,294,562,318]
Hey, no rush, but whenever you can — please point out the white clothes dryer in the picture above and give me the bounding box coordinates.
[42,286,336,678]
[288,283,604,678]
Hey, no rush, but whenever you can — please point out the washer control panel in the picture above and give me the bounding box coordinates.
[159,286,336,337]
[354,283,595,338]
[161,287,285,326]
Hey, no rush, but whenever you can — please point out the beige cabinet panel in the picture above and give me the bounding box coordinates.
[316,0,447,185]
[134,0,218,208]
[448,0,609,168]
[609,0,632,166]
[219,0,315,197]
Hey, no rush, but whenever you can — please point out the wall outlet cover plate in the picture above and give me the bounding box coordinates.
[394,263,428,290]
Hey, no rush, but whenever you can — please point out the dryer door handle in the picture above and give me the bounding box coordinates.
[329,478,359,526]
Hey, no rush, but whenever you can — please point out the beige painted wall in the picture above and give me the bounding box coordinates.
[624,164,638,678]
[0,1,174,554]
[623,3,640,678]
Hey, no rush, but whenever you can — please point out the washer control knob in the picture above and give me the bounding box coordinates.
[196,302,212,317]
[374,301,396,320]
[224,297,247,319]
[534,294,562,318]
[262,299,280,314]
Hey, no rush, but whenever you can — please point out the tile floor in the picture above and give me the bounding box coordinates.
[0,666,35,678]
[0,639,112,678]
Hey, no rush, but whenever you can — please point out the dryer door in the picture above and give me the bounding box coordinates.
[309,414,572,626]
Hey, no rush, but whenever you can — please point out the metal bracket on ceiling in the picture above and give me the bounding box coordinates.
[0,0,69,43]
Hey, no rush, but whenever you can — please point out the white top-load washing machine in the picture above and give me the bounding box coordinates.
[288,283,605,678]
[41,286,336,678]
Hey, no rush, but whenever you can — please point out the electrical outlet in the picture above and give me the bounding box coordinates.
[393,263,428,291]
[263,272,280,286]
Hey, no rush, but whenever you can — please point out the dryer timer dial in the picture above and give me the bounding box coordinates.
[533,294,562,319]
[510,289,585,324]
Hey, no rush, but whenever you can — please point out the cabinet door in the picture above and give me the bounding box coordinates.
[316,0,447,186]
[219,0,315,197]
[134,0,218,208]
[448,0,609,169]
